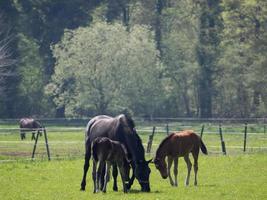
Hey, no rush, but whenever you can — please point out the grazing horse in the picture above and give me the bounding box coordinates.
[80,114,152,192]
[154,130,208,186]
[92,137,130,193]
[19,118,43,140]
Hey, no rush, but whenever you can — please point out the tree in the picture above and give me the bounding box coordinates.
[216,0,267,117]
[46,22,162,117]
[15,33,47,116]
[160,0,201,117]
[0,11,17,117]
[196,0,222,118]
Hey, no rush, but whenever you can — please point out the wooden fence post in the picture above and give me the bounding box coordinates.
[166,123,169,135]
[31,131,40,160]
[31,127,51,161]
[243,123,248,152]
[200,124,205,138]
[43,128,51,161]
[264,118,266,134]
[219,124,226,155]
[147,126,156,153]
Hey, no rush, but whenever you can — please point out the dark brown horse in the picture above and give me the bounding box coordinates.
[92,137,130,193]
[80,114,152,192]
[19,118,43,140]
[154,130,207,186]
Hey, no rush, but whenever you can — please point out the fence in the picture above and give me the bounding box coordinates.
[0,118,266,161]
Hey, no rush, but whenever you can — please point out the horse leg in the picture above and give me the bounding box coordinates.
[112,163,118,191]
[184,154,192,186]
[100,162,106,191]
[92,160,98,193]
[97,161,105,192]
[32,132,35,140]
[192,151,199,186]
[102,162,111,193]
[20,130,25,140]
[167,156,174,186]
[39,130,42,137]
[127,162,135,190]
[118,163,128,193]
[80,141,91,191]
[173,157,179,186]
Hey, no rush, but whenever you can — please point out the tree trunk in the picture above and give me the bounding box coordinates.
[196,0,222,118]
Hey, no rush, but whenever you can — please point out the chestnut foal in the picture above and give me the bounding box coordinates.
[92,137,130,193]
[154,130,207,186]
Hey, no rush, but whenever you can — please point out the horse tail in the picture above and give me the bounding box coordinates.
[85,118,97,140]
[200,139,208,155]
[92,141,98,162]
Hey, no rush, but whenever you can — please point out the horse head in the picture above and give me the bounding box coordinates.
[118,114,152,192]
[154,157,168,179]
[135,159,152,192]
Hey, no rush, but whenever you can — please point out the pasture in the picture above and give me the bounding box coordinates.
[0,119,267,199]
[0,155,266,200]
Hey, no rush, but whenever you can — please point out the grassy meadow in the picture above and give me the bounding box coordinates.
[0,155,267,200]
[0,121,266,199]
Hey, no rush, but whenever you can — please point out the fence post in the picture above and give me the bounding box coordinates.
[43,128,51,161]
[243,123,248,152]
[200,124,205,138]
[264,118,266,134]
[166,123,169,135]
[219,124,226,155]
[147,126,156,153]
[31,131,40,160]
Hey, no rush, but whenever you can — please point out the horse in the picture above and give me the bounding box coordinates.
[154,130,208,186]
[92,137,130,193]
[80,114,152,192]
[19,118,43,140]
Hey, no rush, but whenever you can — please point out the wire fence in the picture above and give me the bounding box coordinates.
[0,118,266,162]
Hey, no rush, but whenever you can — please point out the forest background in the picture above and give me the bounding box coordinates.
[0,0,266,119]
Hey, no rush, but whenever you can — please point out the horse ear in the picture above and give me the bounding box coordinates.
[147,158,153,164]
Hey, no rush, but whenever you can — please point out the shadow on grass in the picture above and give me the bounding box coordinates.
[128,189,162,194]
[197,184,217,188]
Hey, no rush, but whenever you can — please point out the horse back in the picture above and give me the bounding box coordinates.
[19,118,40,128]
[86,115,120,142]
[169,130,201,156]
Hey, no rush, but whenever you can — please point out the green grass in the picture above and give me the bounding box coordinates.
[0,154,267,200]
[0,123,266,199]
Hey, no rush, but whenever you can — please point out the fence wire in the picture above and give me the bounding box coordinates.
[0,118,266,162]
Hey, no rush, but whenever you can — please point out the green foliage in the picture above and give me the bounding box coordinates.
[216,0,267,117]
[161,0,201,117]
[0,0,267,118]
[46,21,163,116]
[15,33,47,115]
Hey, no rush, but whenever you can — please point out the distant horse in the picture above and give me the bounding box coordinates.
[154,130,208,186]
[19,118,43,140]
[92,137,130,193]
[80,114,152,192]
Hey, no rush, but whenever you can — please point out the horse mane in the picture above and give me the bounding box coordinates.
[117,114,145,161]
[155,133,175,157]
[124,114,135,129]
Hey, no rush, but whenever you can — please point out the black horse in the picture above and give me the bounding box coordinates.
[80,114,152,192]
[19,118,43,140]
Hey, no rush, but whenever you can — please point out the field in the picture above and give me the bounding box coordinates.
[0,120,267,199]
[0,155,266,200]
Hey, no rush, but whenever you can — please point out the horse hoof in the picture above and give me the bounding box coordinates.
[126,184,131,190]
[80,186,86,191]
